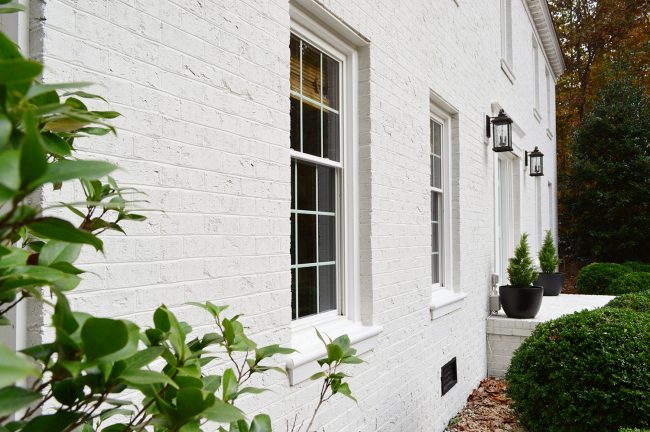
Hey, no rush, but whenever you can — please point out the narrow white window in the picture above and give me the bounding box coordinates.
[545,67,552,128]
[431,119,444,286]
[290,33,344,321]
[548,181,554,236]
[501,0,513,67]
[533,39,540,115]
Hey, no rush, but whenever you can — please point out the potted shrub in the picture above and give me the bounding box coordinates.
[536,230,563,296]
[500,233,544,318]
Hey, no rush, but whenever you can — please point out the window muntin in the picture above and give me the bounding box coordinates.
[431,119,444,286]
[290,34,341,320]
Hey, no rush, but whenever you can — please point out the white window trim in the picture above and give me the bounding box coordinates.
[532,38,542,122]
[500,0,514,83]
[287,6,380,385]
[429,99,464,319]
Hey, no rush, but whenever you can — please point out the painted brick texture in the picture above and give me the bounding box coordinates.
[30,0,559,431]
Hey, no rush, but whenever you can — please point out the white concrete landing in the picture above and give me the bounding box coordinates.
[487,294,614,377]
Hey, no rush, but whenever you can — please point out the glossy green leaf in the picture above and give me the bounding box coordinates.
[25,82,91,100]
[62,90,107,102]
[81,318,129,360]
[0,113,10,148]
[202,375,222,393]
[21,412,81,432]
[20,110,47,187]
[98,407,133,422]
[120,370,178,388]
[0,343,39,387]
[255,344,295,362]
[41,132,71,156]
[52,378,84,406]
[31,159,117,188]
[0,60,41,84]
[0,29,21,59]
[249,414,272,432]
[0,386,40,416]
[38,240,82,266]
[203,400,245,424]
[176,387,214,420]
[28,217,103,251]
[221,368,238,402]
[0,149,20,191]
[123,346,164,371]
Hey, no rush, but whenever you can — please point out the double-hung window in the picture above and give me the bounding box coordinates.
[430,119,444,286]
[290,34,342,320]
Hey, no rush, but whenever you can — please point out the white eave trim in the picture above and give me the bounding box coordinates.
[526,0,565,78]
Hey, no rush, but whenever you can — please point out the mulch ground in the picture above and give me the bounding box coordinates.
[445,377,525,432]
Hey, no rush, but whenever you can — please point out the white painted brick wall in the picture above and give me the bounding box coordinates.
[28,0,559,430]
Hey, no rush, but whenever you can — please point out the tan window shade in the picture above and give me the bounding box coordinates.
[290,37,338,109]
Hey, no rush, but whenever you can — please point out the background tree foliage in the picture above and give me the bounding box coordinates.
[548,0,650,262]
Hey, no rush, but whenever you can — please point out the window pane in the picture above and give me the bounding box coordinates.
[431,191,438,223]
[322,53,339,109]
[290,213,295,265]
[318,215,336,262]
[290,36,300,93]
[433,122,442,156]
[298,214,316,264]
[290,96,300,151]
[291,269,297,320]
[432,253,439,284]
[432,223,439,253]
[291,160,295,209]
[433,156,441,189]
[323,110,340,161]
[301,41,321,103]
[318,166,335,212]
[319,264,336,312]
[298,266,317,318]
[302,101,321,157]
[297,161,315,210]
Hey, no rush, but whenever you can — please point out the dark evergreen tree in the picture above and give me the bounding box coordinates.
[562,72,650,262]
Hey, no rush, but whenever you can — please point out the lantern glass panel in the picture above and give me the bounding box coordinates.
[531,154,543,176]
[493,123,511,150]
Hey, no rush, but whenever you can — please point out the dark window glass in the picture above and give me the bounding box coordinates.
[302,101,321,157]
[297,214,316,264]
[297,161,316,211]
[290,213,295,265]
[323,110,339,161]
[319,265,336,312]
[318,166,335,212]
[291,269,297,320]
[318,215,336,262]
[290,96,301,151]
[298,266,317,318]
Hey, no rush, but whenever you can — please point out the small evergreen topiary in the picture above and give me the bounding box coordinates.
[538,230,560,273]
[605,291,650,314]
[608,272,650,295]
[576,262,631,294]
[507,233,537,287]
[507,308,650,432]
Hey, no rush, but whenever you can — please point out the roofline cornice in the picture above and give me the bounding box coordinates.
[526,0,565,78]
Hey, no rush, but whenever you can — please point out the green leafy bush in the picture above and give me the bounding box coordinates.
[538,230,560,273]
[507,233,537,287]
[619,429,650,432]
[0,11,361,432]
[623,261,650,273]
[608,272,650,295]
[576,262,631,294]
[605,291,650,313]
[507,308,650,432]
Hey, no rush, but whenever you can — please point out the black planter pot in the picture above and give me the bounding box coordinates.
[535,272,564,296]
[499,285,544,319]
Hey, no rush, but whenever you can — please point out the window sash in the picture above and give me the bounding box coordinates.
[430,119,444,287]
[290,33,343,320]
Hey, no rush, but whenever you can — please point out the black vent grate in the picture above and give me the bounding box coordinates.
[441,357,457,396]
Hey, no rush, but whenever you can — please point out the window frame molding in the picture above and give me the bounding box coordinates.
[289,11,360,330]
[286,7,381,386]
[500,0,514,83]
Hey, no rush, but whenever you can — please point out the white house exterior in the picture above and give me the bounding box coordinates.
[2,0,564,430]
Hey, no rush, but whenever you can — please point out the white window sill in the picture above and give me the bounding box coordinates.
[286,317,382,385]
[533,108,542,123]
[500,59,516,84]
[430,289,467,320]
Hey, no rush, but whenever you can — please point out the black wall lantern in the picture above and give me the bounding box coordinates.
[486,109,513,152]
[525,146,544,176]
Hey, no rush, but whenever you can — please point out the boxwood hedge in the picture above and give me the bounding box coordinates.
[507,308,650,432]
[605,291,650,313]
[608,272,650,295]
[623,261,650,273]
[576,263,631,294]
